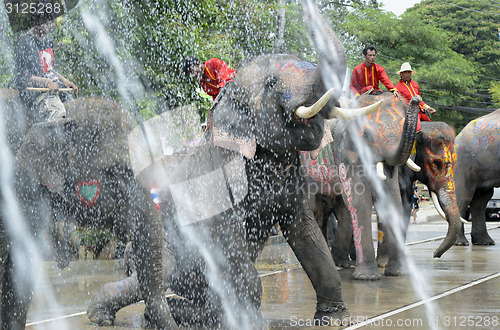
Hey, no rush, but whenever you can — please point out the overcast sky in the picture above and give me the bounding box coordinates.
[378,0,422,16]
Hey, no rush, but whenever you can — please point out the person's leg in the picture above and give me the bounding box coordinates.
[33,93,67,121]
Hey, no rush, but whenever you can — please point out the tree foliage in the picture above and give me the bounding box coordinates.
[2,0,497,129]
[406,0,500,126]
[338,6,478,129]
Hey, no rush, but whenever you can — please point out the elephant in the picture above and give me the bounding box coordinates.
[378,121,463,265]
[453,110,500,246]
[0,90,178,329]
[310,119,464,279]
[304,92,422,280]
[85,1,384,326]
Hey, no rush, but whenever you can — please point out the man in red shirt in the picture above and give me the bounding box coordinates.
[182,56,236,101]
[395,62,436,131]
[350,45,399,98]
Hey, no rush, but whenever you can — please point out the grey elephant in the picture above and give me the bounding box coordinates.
[305,92,421,280]
[0,90,178,329]
[86,1,383,326]
[312,119,464,277]
[453,110,500,246]
[379,121,463,264]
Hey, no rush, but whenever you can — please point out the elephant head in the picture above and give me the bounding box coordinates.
[211,2,379,159]
[358,93,420,169]
[412,121,461,257]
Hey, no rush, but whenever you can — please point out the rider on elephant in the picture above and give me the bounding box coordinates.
[349,45,399,98]
[395,62,436,132]
[182,56,236,101]
[13,1,78,123]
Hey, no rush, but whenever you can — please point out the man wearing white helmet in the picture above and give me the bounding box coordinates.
[395,62,435,131]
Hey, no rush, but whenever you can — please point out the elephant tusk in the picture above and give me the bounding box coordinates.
[431,191,447,221]
[406,158,421,172]
[376,162,386,180]
[295,88,335,119]
[460,217,469,224]
[326,100,382,120]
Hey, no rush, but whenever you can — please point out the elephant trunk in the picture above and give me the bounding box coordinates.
[386,96,421,166]
[132,188,179,329]
[301,0,346,101]
[432,188,461,258]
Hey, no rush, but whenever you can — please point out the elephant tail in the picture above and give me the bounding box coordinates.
[386,95,421,166]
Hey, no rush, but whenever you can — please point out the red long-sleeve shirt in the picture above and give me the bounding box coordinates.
[349,62,396,96]
[395,79,432,131]
[199,58,236,100]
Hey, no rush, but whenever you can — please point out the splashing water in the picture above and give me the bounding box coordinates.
[80,2,259,328]
[0,103,70,330]
[348,116,440,330]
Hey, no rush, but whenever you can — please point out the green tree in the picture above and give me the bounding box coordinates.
[406,0,500,126]
[339,6,479,130]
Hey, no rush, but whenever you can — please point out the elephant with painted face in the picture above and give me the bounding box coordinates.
[377,121,463,265]
[0,91,178,329]
[453,110,500,246]
[305,92,422,280]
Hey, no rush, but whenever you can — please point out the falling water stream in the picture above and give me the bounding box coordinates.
[80,1,257,328]
[346,117,440,330]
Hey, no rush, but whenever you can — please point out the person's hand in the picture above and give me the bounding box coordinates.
[66,80,79,95]
[427,106,436,115]
[392,90,400,98]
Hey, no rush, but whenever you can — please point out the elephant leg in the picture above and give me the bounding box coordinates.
[331,199,354,268]
[1,255,34,330]
[346,186,381,281]
[376,220,389,268]
[470,190,495,245]
[280,199,350,325]
[87,273,141,326]
[379,172,407,277]
[456,203,472,246]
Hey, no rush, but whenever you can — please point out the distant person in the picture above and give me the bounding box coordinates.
[411,182,420,224]
[395,62,436,132]
[182,56,236,101]
[349,45,399,97]
[13,0,78,122]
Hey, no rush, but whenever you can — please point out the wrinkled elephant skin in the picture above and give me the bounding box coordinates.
[454,110,500,245]
[394,122,461,261]
[305,93,420,280]
[0,91,177,329]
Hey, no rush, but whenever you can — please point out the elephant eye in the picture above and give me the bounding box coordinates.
[432,160,443,171]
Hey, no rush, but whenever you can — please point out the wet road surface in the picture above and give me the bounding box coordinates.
[26,204,500,329]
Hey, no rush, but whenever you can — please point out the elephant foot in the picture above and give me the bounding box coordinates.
[333,257,352,269]
[471,235,495,245]
[314,302,352,326]
[377,254,389,268]
[87,304,116,326]
[352,264,381,280]
[455,236,470,246]
[384,260,405,277]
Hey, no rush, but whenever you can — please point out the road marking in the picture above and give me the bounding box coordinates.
[345,272,500,329]
[26,271,285,326]
[26,311,87,326]
[26,226,500,326]
[406,224,500,246]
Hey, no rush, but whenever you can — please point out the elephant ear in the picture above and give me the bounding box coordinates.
[211,82,257,159]
[16,120,73,196]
